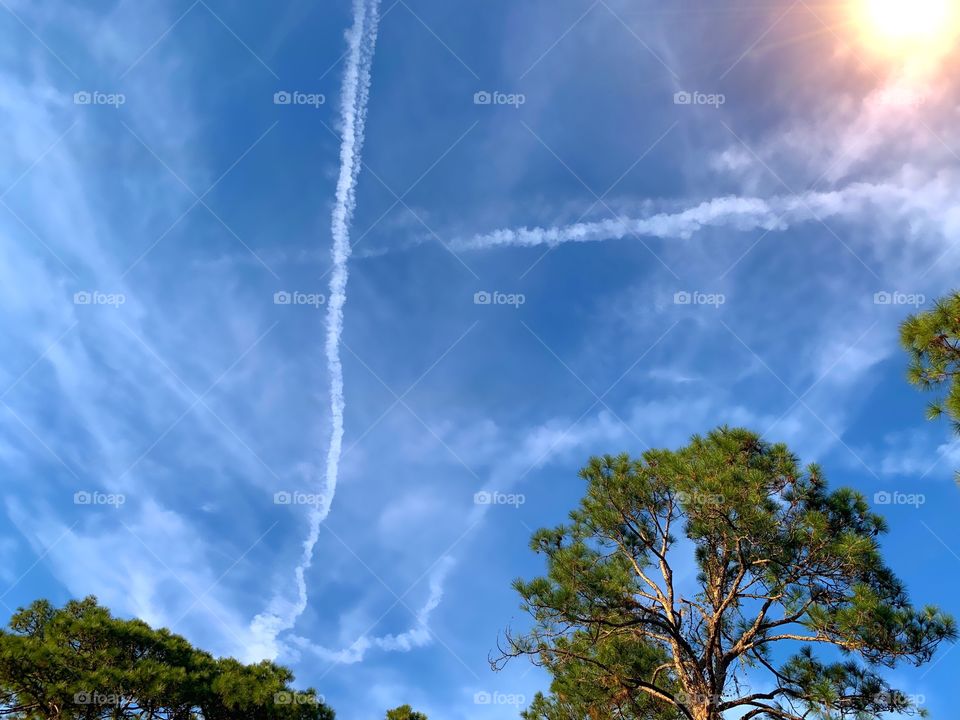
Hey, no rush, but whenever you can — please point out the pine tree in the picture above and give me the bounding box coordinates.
[495,427,955,720]
[519,633,682,720]
[0,596,335,719]
[385,705,427,720]
[900,290,960,448]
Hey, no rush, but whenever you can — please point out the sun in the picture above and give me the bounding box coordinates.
[857,0,959,53]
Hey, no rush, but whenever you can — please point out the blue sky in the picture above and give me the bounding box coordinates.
[2,0,960,717]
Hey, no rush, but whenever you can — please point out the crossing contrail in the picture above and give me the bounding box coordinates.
[251,0,382,658]
[306,0,381,613]
[449,182,902,251]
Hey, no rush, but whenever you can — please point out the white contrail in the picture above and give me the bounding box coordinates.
[251,0,382,658]
[287,558,456,665]
[450,182,903,251]
[308,0,381,609]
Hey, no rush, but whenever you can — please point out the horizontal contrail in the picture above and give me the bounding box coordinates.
[450,181,901,251]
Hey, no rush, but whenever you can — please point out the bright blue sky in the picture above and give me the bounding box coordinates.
[2,0,960,717]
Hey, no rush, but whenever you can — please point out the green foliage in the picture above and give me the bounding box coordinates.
[497,427,955,720]
[519,632,683,720]
[385,705,427,720]
[900,291,960,437]
[0,596,335,720]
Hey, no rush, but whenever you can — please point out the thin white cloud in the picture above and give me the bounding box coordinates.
[288,557,455,665]
[0,1,316,668]
[876,430,960,478]
[6,498,262,661]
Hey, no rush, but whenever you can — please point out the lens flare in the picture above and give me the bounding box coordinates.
[858,0,959,54]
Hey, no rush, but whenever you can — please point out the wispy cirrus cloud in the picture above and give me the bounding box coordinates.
[288,556,455,665]
[0,0,317,662]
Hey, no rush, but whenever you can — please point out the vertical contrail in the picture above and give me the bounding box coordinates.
[299,0,382,612]
[251,0,382,657]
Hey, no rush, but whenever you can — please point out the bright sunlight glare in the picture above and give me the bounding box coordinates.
[857,0,959,54]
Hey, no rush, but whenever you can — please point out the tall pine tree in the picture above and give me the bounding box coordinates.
[495,427,955,720]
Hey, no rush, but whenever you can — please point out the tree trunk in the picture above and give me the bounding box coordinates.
[691,703,722,720]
